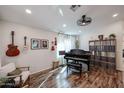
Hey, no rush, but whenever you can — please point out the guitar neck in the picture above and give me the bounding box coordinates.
[11,31,14,45]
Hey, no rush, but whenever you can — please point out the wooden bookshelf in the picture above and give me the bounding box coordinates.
[89,39,116,71]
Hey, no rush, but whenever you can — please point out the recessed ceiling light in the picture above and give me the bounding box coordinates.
[79,30,82,33]
[25,9,32,14]
[59,8,63,16]
[112,13,118,18]
[63,24,67,28]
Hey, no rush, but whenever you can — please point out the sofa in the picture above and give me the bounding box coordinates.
[0,63,30,87]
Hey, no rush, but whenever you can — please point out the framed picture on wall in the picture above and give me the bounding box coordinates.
[31,38,41,50]
[41,39,49,49]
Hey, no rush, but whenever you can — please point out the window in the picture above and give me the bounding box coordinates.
[57,34,77,64]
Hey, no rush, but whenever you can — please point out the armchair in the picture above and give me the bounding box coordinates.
[0,63,30,87]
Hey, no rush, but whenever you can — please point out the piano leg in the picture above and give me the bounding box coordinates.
[87,61,90,71]
[79,64,82,77]
[66,59,69,74]
[67,65,69,74]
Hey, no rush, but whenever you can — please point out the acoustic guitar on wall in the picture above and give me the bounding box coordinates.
[6,31,20,57]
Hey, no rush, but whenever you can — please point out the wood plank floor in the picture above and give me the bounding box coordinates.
[30,66,124,88]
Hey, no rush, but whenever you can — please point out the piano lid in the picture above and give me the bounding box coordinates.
[64,49,91,60]
[70,49,90,55]
[65,49,91,57]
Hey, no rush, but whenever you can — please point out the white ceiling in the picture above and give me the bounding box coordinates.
[0,5,124,35]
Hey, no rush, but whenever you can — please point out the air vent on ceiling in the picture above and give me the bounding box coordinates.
[70,5,81,12]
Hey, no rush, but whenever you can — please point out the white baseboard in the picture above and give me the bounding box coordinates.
[30,67,51,75]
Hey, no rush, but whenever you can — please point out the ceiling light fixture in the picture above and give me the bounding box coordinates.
[112,13,118,18]
[79,30,82,33]
[59,8,63,16]
[25,9,32,14]
[63,24,67,28]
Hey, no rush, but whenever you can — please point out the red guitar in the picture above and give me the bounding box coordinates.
[6,31,20,57]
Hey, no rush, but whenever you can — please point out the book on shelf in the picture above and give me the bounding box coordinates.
[107,52,115,58]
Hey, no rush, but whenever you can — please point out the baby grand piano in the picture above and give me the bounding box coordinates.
[64,49,91,76]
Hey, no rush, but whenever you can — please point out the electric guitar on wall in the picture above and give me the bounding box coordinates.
[6,31,20,57]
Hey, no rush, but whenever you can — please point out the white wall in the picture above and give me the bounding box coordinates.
[0,43,1,67]
[0,21,57,73]
[0,56,1,68]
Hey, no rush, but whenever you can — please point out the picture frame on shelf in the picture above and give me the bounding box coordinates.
[98,35,103,40]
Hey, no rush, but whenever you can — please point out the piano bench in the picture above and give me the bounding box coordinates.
[67,62,82,77]
[67,62,82,68]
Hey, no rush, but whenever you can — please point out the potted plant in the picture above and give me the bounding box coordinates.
[109,34,116,39]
